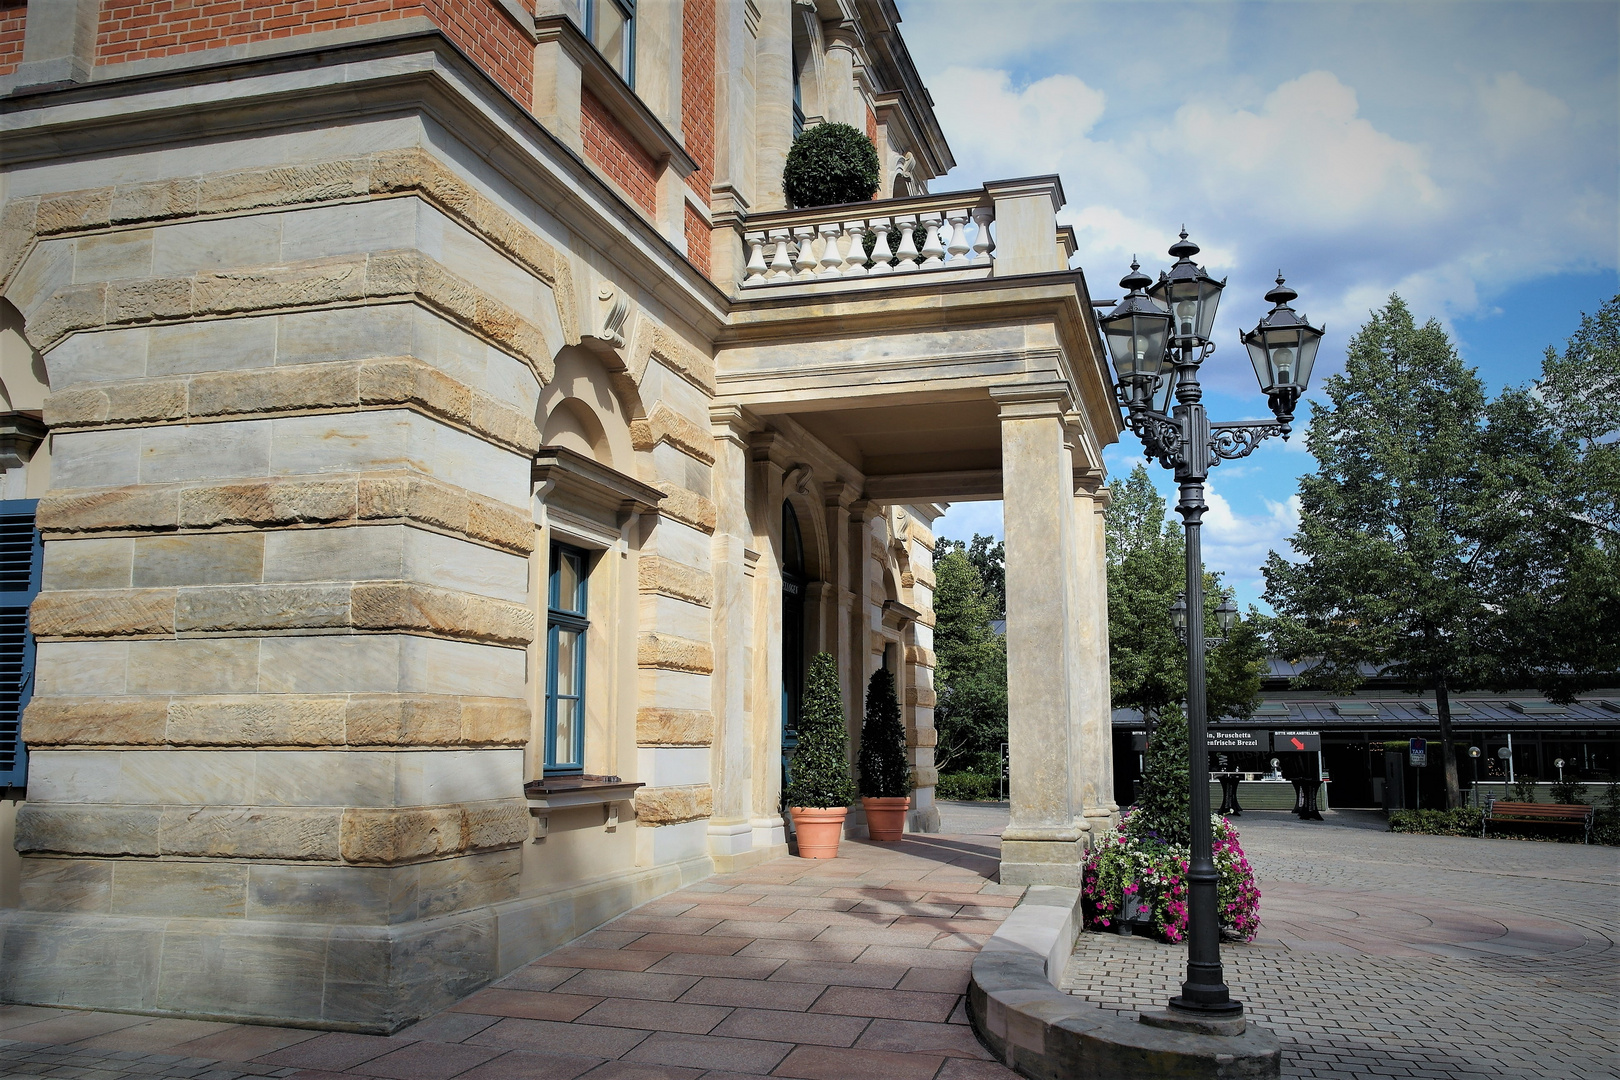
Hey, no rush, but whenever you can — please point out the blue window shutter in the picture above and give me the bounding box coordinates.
[0,499,40,789]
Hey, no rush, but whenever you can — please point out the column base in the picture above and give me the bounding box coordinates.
[999,837,1086,887]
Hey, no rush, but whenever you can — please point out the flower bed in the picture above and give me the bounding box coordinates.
[1082,810,1261,943]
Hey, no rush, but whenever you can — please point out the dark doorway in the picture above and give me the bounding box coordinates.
[781,500,806,802]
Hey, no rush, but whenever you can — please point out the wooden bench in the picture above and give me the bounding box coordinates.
[1482,798,1595,844]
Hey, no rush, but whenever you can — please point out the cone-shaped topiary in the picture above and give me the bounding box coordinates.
[1133,707,1191,846]
[782,122,880,208]
[858,666,912,798]
[784,652,857,809]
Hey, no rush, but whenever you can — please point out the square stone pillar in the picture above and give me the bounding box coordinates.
[993,385,1086,886]
[747,430,787,848]
[1075,473,1118,828]
[707,406,759,868]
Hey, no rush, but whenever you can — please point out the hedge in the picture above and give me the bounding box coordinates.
[937,772,1000,801]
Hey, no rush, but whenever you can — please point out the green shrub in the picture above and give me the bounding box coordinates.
[783,653,856,809]
[782,123,880,208]
[937,772,999,801]
[1388,807,1483,836]
[1134,708,1191,846]
[1512,774,1539,802]
[1550,777,1587,805]
[858,667,912,798]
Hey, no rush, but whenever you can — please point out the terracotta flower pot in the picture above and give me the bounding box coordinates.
[861,796,910,842]
[789,806,848,859]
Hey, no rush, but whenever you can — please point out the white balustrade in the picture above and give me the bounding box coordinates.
[738,197,995,287]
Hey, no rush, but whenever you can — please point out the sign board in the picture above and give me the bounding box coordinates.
[1131,730,1148,752]
[1409,737,1428,767]
[1274,731,1320,753]
[1207,729,1267,751]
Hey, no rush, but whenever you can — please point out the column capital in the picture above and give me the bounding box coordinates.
[821,479,861,509]
[990,382,1073,419]
[1073,468,1106,498]
[710,404,762,448]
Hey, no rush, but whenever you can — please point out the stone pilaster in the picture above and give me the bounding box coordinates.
[1074,470,1116,829]
[993,385,1086,886]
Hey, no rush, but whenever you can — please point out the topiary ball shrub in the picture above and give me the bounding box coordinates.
[783,122,880,208]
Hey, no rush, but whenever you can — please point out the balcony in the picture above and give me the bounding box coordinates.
[733,178,1077,297]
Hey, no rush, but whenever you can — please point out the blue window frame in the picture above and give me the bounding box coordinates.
[545,543,590,774]
[584,0,636,87]
[0,499,40,790]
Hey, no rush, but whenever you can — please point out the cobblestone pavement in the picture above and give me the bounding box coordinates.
[1062,811,1620,1080]
[0,823,1020,1080]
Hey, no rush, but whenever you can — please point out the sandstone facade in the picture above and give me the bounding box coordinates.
[0,0,1119,1032]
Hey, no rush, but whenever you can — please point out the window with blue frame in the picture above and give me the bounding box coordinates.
[584,0,635,86]
[0,499,40,791]
[545,543,590,774]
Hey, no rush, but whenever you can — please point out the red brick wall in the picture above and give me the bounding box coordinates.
[0,0,25,79]
[680,0,715,274]
[581,86,657,215]
[95,0,534,102]
[684,202,710,276]
[866,107,877,142]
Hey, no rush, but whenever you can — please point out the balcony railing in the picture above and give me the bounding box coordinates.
[740,188,995,289]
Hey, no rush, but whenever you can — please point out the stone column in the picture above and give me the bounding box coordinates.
[820,21,862,129]
[707,406,759,868]
[1074,470,1116,830]
[747,430,786,848]
[993,385,1085,886]
[752,0,794,213]
[820,481,858,729]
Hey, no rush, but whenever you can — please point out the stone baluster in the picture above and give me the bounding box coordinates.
[817,221,844,277]
[744,232,768,285]
[892,214,920,273]
[840,220,869,277]
[971,206,996,266]
[793,225,819,279]
[867,217,894,275]
[919,212,946,269]
[945,209,972,264]
[768,229,794,279]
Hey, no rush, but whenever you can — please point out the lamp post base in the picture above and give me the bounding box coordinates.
[1142,1004,1248,1037]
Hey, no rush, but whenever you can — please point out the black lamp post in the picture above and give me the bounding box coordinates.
[1100,230,1324,1026]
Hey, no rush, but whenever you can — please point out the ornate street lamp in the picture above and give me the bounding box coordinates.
[1102,230,1324,1031]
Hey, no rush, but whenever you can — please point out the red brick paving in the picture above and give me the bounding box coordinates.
[0,833,1019,1079]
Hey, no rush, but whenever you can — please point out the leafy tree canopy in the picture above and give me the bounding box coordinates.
[931,543,1007,775]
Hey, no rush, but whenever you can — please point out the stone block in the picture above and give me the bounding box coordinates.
[179,477,358,529]
[74,230,154,283]
[22,696,166,746]
[359,357,471,425]
[252,750,398,808]
[415,848,521,920]
[126,638,260,695]
[635,708,714,747]
[160,806,342,860]
[401,529,530,603]
[17,857,114,913]
[634,784,714,826]
[463,801,530,850]
[404,749,524,806]
[168,694,347,746]
[629,404,716,464]
[397,636,527,697]
[52,428,142,490]
[148,317,276,376]
[279,198,416,262]
[109,860,248,919]
[189,360,361,417]
[175,582,351,633]
[150,215,283,276]
[43,326,148,388]
[15,804,162,856]
[350,582,534,645]
[110,178,201,225]
[139,419,272,485]
[22,749,121,802]
[30,588,176,638]
[37,485,181,534]
[651,482,717,534]
[37,189,113,235]
[636,632,714,675]
[29,282,106,348]
[118,749,256,805]
[105,276,193,323]
[275,304,414,365]
[132,533,266,587]
[41,536,136,590]
[156,923,328,1021]
[256,635,401,694]
[246,862,411,925]
[0,912,164,1013]
[344,693,458,745]
[637,556,712,606]
[35,640,130,696]
[340,805,464,864]
[193,255,367,316]
[457,697,530,745]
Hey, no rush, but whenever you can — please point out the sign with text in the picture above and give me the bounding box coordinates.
[1131,731,1147,752]
[1409,738,1428,767]
[1274,731,1320,753]
[1207,729,1267,751]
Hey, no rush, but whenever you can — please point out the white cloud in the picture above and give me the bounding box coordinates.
[1202,484,1301,604]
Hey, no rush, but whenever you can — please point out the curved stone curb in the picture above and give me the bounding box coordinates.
[968,885,1282,1079]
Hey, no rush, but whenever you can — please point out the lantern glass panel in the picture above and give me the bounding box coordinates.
[1195,278,1223,340]
[1292,328,1322,391]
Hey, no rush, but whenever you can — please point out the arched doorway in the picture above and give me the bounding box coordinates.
[781,499,806,801]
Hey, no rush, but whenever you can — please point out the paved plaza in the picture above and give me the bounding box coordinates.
[1,805,1615,1080]
[1063,810,1620,1080]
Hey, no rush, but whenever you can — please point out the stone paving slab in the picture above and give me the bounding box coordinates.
[1061,811,1620,1080]
[0,824,1019,1080]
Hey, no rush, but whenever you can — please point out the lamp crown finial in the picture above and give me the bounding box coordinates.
[1169,228,1200,260]
[1265,272,1299,307]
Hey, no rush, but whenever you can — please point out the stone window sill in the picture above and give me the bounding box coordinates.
[524,774,644,839]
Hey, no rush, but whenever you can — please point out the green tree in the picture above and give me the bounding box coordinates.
[858,667,912,798]
[937,534,1005,619]
[783,653,856,809]
[1263,294,1615,810]
[1106,464,1265,725]
[931,546,1007,774]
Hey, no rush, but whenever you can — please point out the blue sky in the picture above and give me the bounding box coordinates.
[900,0,1620,609]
